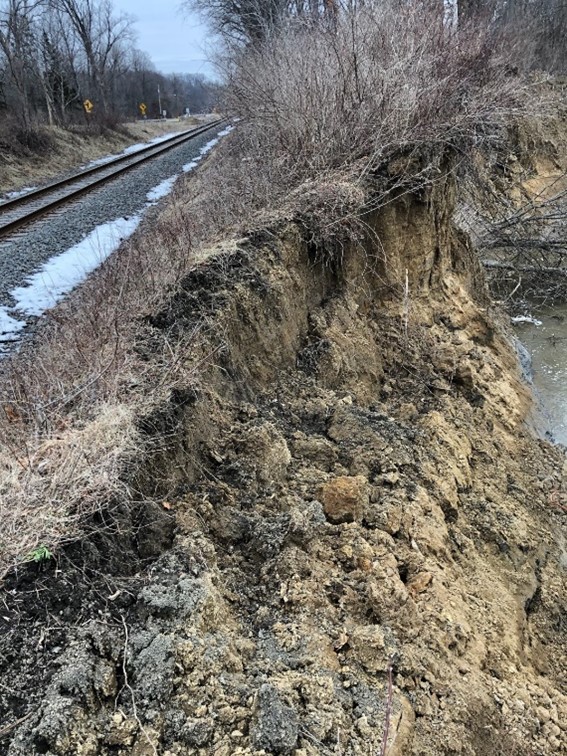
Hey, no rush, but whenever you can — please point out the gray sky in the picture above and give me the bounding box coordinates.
[116,0,215,77]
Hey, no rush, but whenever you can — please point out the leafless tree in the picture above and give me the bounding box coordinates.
[50,0,134,113]
[0,0,218,143]
[0,0,44,128]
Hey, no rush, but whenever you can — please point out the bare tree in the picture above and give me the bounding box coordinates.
[50,0,134,114]
[0,0,44,128]
[39,7,82,123]
[185,0,291,44]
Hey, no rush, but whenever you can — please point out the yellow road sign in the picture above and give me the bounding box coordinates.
[139,103,147,115]
[83,99,94,114]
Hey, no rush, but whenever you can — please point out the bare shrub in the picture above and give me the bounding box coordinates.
[0,115,56,158]
[176,0,550,261]
[220,2,539,181]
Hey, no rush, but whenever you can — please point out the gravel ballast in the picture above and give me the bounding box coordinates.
[0,124,226,345]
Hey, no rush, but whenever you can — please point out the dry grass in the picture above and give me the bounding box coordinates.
[0,118,197,195]
[0,200,209,576]
[0,404,137,579]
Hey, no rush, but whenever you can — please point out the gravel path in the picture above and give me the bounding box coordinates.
[0,124,225,309]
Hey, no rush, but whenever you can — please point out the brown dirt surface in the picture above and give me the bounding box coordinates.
[0,119,198,196]
[0,146,566,756]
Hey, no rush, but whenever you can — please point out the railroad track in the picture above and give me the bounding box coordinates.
[0,118,225,238]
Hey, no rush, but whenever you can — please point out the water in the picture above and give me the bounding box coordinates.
[514,304,567,445]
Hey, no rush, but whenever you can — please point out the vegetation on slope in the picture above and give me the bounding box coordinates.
[0,2,566,754]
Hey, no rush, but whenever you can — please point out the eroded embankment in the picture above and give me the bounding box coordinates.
[1,167,567,756]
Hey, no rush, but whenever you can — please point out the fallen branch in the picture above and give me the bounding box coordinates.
[0,712,33,739]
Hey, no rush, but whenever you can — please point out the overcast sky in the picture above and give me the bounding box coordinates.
[116,0,215,77]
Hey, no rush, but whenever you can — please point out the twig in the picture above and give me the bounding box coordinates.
[501,275,522,304]
[119,615,158,756]
[403,268,409,341]
[0,712,33,739]
[379,664,394,756]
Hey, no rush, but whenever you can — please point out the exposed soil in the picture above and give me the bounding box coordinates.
[0,154,566,755]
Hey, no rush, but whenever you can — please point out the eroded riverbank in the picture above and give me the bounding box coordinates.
[1,147,566,754]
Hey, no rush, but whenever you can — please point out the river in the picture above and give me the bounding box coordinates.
[514,305,567,446]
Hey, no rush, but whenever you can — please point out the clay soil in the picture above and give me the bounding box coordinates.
[0,146,566,756]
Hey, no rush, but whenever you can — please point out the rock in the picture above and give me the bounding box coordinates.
[250,684,299,754]
[105,717,138,747]
[454,360,475,391]
[398,403,418,421]
[291,435,338,471]
[243,423,291,484]
[180,719,214,747]
[537,706,551,724]
[349,626,392,673]
[319,475,369,524]
[381,471,400,486]
[407,571,433,597]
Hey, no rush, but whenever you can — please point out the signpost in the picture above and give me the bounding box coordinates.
[139,102,147,117]
[83,99,93,114]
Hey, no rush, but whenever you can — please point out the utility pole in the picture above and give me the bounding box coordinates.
[157,84,163,118]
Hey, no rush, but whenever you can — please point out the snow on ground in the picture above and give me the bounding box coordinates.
[182,124,234,173]
[1,186,39,202]
[10,216,141,318]
[0,308,26,341]
[81,131,184,170]
[147,176,178,203]
[182,160,198,173]
[122,131,183,155]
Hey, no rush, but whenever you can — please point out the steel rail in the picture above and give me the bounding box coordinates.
[0,118,225,237]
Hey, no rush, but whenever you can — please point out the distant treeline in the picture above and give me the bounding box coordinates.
[188,0,567,73]
[0,0,219,132]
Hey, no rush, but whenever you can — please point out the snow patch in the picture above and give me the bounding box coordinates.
[0,308,26,342]
[146,176,178,203]
[81,131,184,170]
[182,124,234,173]
[10,215,141,317]
[123,130,183,155]
[2,186,39,202]
[182,160,198,173]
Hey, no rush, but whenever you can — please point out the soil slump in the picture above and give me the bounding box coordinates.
[1,174,566,755]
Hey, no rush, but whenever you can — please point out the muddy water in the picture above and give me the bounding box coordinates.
[514,305,567,446]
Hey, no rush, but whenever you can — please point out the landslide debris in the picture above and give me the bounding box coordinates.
[0,159,566,756]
